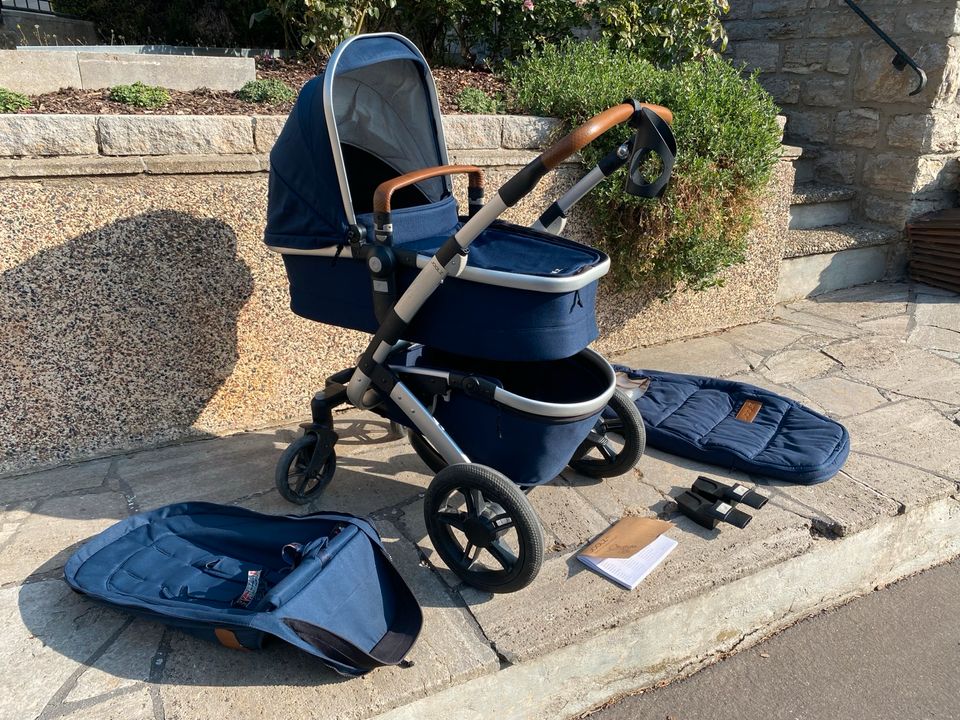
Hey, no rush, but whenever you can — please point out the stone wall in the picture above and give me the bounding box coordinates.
[0,113,794,475]
[728,0,960,227]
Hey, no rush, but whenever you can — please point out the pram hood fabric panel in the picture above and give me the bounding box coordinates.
[64,503,422,677]
[265,34,448,250]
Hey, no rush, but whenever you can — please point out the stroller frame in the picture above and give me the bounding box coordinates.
[271,33,675,593]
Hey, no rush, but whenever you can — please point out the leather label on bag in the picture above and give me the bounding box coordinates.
[736,400,763,423]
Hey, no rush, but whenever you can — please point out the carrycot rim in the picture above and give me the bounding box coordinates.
[390,346,616,419]
[323,32,450,227]
[267,242,610,294]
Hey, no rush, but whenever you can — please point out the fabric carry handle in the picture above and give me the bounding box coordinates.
[283,617,417,672]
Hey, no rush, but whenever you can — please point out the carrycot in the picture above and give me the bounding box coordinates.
[264,33,609,361]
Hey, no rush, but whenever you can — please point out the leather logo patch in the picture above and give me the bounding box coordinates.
[736,399,763,423]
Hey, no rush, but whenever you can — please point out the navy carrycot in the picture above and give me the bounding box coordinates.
[265,32,677,594]
[64,502,422,676]
[264,33,609,362]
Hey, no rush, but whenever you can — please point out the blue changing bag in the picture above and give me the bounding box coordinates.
[617,368,850,484]
[64,502,422,676]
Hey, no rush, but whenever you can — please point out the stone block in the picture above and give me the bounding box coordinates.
[827,42,855,75]
[142,154,262,174]
[784,109,832,143]
[862,152,919,193]
[814,149,858,185]
[855,41,948,105]
[886,113,935,152]
[775,245,890,302]
[806,10,864,38]
[77,52,255,91]
[863,193,910,226]
[834,108,879,148]
[253,115,287,153]
[752,0,805,18]
[802,77,848,106]
[98,115,255,156]
[0,155,146,178]
[0,49,81,94]
[730,41,781,72]
[904,6,960,36]
[500,115,560,149]
[760,348,838,384]
[761,75,801,105]
[726,19,803,41]
[913,154,960,194]
[782,41,830,75]
[441,115,503,150]
[0,114,98,157]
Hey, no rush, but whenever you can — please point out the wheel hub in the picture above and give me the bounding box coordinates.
[463,515,498,546]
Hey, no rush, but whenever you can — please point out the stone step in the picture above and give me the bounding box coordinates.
[789,182,856,230]
[784,223,900,259]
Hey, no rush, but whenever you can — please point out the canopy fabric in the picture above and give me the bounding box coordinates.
[265,33,448,250]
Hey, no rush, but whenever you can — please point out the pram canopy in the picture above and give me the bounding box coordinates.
[265,33,452,249]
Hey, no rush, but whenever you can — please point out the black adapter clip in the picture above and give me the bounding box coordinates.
[692,476,769,510]
[676,491,753,530]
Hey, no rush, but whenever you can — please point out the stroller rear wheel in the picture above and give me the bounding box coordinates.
[275,433,337,505]
[424,464,543,593]
[568,389,646,478]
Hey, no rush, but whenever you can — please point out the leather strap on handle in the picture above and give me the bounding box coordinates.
[374,165,484,214]
[540,102,673,171]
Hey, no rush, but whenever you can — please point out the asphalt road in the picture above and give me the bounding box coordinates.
[591,558,960,720]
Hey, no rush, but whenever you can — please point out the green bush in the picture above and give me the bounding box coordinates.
[596,0,730,66]
[108,82,171,109]
[237,78,296,103]
[0,88,30,114]
[506,40,782,292]
[456,86,504,114]
[253,0,396,56]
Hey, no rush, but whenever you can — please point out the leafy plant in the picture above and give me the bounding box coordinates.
[596,0,730,66]
[0,88,30,114]
[456,86,505,114]
[252,0,395,55]
[506,40,782,292]
[108,82,171,109]
[237,78,296,103]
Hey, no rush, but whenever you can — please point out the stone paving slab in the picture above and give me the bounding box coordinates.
[1,282,958,720]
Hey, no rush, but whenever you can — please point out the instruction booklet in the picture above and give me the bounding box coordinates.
[578,516,677,590]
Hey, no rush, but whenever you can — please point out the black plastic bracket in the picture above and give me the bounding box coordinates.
[676,490,753,530]
[624,105,676,199]
[692,476,769,510]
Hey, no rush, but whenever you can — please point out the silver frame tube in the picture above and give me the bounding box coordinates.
[392,347,615,420]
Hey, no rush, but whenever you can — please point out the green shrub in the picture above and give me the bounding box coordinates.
[253,0,397,56]
[456,86,504,114]
[237,78,296,104]
[0,88,30,114]
[506,40,782,292]
[596,0,730,66]
[108,82,171,109]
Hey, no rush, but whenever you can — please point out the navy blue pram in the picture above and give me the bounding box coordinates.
[65,503,421,676]
[265,33,676,593]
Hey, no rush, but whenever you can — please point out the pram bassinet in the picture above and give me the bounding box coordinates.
[264,34,609,361]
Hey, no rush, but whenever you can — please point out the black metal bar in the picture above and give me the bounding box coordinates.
[842,0,927,96]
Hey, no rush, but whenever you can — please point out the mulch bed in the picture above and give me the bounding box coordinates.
[18,56,510,116]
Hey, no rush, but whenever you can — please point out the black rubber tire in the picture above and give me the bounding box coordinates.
[568,389,646,479]
[275,434,336,505]
[408,429,448,474]
[424,464,543,594]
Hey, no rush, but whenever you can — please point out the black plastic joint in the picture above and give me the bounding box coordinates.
[451,373,498,400]
[676,491,753,530]
[370,363,397,395]
[692,476,769,510]
[346,224,367,253]
[499,158,547,207]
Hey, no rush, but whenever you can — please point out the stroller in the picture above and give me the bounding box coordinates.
[265,33,676,593]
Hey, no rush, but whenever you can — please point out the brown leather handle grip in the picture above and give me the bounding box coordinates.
[540,102,673,171]
[374,165,484,214]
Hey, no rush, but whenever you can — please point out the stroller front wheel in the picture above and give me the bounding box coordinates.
[275,433,337,505]
[424,464,543,594]
[568,389,646,479]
